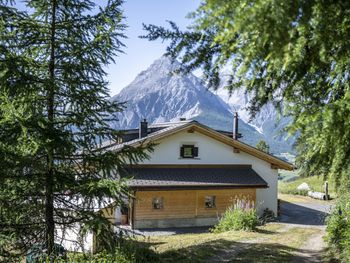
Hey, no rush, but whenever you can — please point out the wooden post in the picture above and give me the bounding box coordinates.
[324,181,329,200]
[195,191,198,217]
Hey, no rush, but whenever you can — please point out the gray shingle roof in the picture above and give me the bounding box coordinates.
[124,166,268,190]
[102,121,193,152]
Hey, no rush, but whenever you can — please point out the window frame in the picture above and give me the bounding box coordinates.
[152,197,164,210]
[180,144,198,158]
[205,195,216,209]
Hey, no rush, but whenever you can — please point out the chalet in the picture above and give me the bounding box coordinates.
[103,117,293,229]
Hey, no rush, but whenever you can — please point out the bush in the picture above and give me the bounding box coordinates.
[325,192,350,262]
[63,250,132,263]
[212,200,259,233]
[56,239,160,263]
[26,243,67,263]
[260,208,276,224]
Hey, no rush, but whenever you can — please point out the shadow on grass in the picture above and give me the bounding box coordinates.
[253,228,276,235]
[233,242,326,263]
[133,237,327,263]
[159,239,235,263]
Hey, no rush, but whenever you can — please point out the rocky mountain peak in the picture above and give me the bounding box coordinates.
[110,56,295,155]
[111,56,231,130]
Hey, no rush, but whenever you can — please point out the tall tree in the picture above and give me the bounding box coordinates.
[256,140,269,154]
[142,0,350,186]
[0,0,149,260]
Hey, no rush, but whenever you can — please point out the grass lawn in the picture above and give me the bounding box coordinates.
[138,224,321,263]
[233,227,321,263]
[279,175,337,199]
[278,193,336,204]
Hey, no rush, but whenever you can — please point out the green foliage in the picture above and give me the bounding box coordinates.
[280,188,308,196]
[142,0,350,187]
[56,240,160,263]
[260,208,276,224]
[0,0,152,260]
[65,251,132,263]
[325,192,350,262]
[212,201,258,233]
[26,243,66,263]
[256,140,270,153]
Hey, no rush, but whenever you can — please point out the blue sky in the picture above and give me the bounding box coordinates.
[107,0,200,96]
[15,0,200,96]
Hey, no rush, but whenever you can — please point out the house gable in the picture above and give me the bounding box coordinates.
[139,127,290,171]
[110,121,293,171]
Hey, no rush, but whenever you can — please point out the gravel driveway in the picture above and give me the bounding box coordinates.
[279,200,333,227]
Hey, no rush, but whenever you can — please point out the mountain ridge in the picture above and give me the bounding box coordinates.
[111,56,295,155]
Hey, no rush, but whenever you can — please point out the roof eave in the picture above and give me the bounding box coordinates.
[129,184,269,191]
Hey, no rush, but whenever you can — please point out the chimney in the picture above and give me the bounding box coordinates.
[139,119,148,138]
[233,112,242,140]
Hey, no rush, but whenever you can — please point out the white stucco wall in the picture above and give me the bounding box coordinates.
[139,130,279,215]
[56,226,93,253]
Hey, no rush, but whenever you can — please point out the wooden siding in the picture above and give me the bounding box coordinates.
[100,205,116,224]
[134,189,256,220]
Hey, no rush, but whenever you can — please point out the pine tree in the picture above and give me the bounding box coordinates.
[256,140,269,154]
[0,0,149,260]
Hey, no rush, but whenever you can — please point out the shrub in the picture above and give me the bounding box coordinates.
[279,187,309,196]
[62,250,132,263]
[325,192,350,262]
[56,239,160,263]
[260,208,276,224]
[26,243,67,263]
[212,199,259,233]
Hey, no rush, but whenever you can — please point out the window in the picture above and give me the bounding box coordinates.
[180,144,198,158]
[152,197,163,210]
[205,196,216,208]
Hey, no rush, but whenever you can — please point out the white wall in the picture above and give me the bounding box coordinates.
[56,226,93,253]
[140,130,278,215]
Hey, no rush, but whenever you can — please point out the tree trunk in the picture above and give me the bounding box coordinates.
[46,0,57,257]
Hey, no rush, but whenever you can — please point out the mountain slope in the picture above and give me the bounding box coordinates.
[112,57,230,128]
[213,70,295,154]
[111,56,294,154]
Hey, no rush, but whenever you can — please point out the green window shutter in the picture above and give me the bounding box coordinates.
[180,146,184,157]
[193,147,198,157]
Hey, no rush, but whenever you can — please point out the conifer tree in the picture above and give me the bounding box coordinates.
[256,140,270,154]
[142,0,350,186]
[0,0,149,260]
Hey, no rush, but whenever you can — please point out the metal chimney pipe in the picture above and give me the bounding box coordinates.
[233,112,240,140]
[139,119,148,138]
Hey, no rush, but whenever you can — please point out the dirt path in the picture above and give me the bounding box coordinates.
[207,225,326,263]
[206,223,293,262]
[291,226,326,263]
[205,235,271,263]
